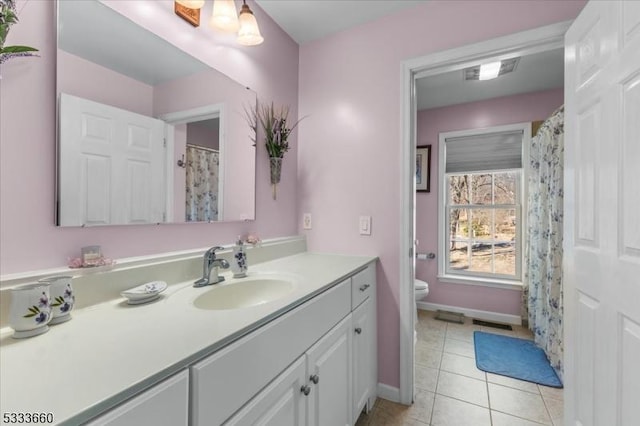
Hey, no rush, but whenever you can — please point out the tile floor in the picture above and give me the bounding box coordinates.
[355,310,563,426]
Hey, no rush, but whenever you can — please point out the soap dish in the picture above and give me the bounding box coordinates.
[121,281,167,304]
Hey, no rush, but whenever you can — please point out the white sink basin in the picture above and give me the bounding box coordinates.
[193,278,296,310]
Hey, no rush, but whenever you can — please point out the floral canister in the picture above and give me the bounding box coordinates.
[38,276,75,324]
[9,283,52,338]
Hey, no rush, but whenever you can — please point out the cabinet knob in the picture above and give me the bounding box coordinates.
[301,385,311,396]
[310,374,320,384]
[355,327,362,334]
[359,284,370,292]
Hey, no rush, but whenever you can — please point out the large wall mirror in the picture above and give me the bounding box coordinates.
[56,0,257,226]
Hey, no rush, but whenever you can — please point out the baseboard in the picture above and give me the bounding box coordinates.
[417,301,522,325]
[377,383,401,403]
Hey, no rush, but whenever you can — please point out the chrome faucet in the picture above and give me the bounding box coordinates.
[194,246,230,287]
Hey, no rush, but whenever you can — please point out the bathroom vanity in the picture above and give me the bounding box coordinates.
[0,241,377,426]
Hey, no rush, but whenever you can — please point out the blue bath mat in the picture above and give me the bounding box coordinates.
[473,331,562,388]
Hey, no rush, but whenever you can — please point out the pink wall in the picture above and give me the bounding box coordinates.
[0,0,298,274]
[415,88,564,315]
[298,1,585,389]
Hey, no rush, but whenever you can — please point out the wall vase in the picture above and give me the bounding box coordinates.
[270,157,282,200]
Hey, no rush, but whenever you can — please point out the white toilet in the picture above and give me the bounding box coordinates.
[414,279,429,343]
[415,279,429,301]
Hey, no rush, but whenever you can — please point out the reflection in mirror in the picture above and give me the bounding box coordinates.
[56,0,256,226]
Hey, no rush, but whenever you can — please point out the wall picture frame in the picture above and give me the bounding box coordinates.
[416,145,431,192]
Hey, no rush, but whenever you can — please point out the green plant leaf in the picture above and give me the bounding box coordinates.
[1,45,38,53]
[28,306,40,314]
[23,313,36,318]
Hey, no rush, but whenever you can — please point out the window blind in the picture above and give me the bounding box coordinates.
[445,130,523,173]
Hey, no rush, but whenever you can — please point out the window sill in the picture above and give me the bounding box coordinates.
[437,274,523,290]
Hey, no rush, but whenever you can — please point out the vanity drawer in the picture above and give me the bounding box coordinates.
[351,263,375,309]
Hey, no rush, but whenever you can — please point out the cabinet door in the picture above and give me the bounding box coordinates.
[86,371,188,426]
[352,298,373,423]
[225,357,307,426]
[306,315,352,426]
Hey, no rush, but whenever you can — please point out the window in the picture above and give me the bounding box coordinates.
[439,125,528,285]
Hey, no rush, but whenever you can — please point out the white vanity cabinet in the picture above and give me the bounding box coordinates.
[226,315,352,426]
[350,265,377,424]
[223,262,377,426]
[190,278,353,426]
[85,370,189,426]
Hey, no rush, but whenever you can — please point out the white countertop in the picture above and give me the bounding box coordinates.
[0,252,376,425]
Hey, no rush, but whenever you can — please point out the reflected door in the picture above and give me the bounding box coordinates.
[58,93,166,226]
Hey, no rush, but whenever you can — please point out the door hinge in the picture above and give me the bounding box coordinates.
[409,247,414,258]
[162,212,166,222]
[163,138,167,148]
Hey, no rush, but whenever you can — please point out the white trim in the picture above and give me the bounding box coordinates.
[164,123,176,222]
[399,59,416,405]
[437,274,522,291]
[376,383,401,404]
[400,20,570,408]
[417,302,522,326]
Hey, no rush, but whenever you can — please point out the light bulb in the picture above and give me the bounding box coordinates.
[237,3,263,46]
[479,61,502,80]
[210,0,239,32]
[176,0,205,9]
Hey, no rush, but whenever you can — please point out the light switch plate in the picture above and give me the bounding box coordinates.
[359,216,371,235]
[303,213,312,230]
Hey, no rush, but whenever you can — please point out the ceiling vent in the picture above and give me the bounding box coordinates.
[464,57,520,81]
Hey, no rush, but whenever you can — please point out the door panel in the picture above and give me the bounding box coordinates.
[565,2,640,425]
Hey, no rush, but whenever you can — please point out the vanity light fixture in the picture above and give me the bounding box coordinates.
[237,0,264,46]
[175,0,263,46]
[210,0,239,32]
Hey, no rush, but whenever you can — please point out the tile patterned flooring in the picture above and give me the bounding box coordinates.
[356,310,564,426]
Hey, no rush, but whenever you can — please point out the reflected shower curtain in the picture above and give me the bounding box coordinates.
[523,106,564,376]
[185,145,219,222]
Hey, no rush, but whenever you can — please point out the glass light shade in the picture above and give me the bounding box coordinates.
[210,0,239,32]
[479,61,501,80]
[237,4,264,46]
[176,0,205,9]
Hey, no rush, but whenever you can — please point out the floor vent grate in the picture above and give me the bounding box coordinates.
[434,310,465,324]
[472,319,513,330]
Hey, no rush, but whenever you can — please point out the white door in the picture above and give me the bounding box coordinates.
[564,1,640,425]
[351,298,372,424]
[59,93,166,226]
[224,357,307,426]
[306,315,352,426]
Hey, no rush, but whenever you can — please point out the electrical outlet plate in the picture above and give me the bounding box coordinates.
[359,216,371,235]
[303,213,312,230]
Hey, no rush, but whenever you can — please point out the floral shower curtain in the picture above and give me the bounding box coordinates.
[523,106,565,376]
[185,145,219,222]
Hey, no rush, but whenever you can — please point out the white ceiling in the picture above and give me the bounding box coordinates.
[416,48,564,110]
[255,0,426,45]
